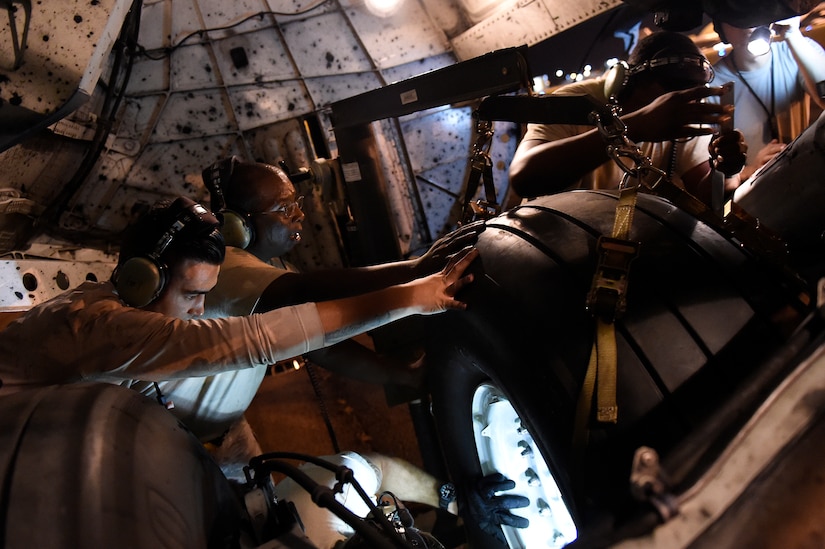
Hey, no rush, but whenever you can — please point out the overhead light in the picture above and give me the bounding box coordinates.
[747,26,772,56]
[364,0,404,17]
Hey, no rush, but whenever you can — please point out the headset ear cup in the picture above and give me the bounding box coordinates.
[604,61,628,100]
[220,210,253,249]
[114,256,166,308]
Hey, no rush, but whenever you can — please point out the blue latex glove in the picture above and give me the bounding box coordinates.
[464,473,530,544]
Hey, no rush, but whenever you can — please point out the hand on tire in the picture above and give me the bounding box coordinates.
[463,472,530,544]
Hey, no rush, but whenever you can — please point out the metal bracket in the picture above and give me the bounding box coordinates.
[1,0,31,70]
[459,117,500,224]
[585,235,639,322]
[630,446,679,521]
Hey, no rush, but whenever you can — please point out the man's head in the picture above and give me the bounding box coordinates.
[619,31,713,102]
[114,196,225,319]
[202,158,305,260]
[714,21,770,55]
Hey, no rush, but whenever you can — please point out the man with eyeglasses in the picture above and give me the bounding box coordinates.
[147,159,482,480]
[190,160,526,545]
[509,30,747,205]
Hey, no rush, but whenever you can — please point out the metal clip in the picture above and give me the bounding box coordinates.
[630,446,678,520]
[593,100,669,190]
[466,199,500,222]
[590,102,627,144]
[586,235,640,322]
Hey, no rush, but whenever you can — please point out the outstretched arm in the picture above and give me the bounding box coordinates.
[314,247,478,346]
[255,223,484,311]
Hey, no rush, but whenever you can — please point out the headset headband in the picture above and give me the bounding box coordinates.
[202,156,238,212]
[149,197,220,260]
[628,54,714,84]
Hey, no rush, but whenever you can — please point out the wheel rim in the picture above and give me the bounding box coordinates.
[471,383,577,548]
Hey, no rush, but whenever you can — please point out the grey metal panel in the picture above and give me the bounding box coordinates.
[0,259,115,310]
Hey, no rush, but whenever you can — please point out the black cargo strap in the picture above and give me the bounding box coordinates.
[460,119,500,224]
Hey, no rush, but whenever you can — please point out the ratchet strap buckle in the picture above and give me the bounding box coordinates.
[586,235,640,322]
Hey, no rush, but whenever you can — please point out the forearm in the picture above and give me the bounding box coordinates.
[364,453,450,511]
[311,247,474,345]
[315,283,421,346]
[509,131,611,197]
[785,33,825,109]
[302,261,421,297]
[83,304,326,382]
[256,261,419,311]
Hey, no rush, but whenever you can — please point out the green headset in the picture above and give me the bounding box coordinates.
[201,156,255,249]
[113,196,221,307]
[603,60,633,100]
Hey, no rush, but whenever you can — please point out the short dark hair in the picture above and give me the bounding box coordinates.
[624,31,712,94]
[118,196,225,271]
[224,162,289,213]
[628,31,702,67]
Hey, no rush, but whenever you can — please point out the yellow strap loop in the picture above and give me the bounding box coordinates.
[595,318,618,423]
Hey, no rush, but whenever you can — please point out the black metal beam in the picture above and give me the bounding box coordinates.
[475,94,610,125]
[330,46,531,129]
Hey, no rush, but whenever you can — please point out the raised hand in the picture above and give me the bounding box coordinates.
[626,85,735,143]
[771,16,802,40]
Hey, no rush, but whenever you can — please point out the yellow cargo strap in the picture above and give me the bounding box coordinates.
[574,184,640,453]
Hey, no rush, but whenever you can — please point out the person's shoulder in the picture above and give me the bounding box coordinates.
[521,78,606,140]
[778,34,825,53]
[268,256,300,273]
[222,246,285,273]
[223,246,260,265]
[770,39,798,60]
[208,247,291,317]
[552,77,606,100]
[61,280,120,305]
[43,280,125,319]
